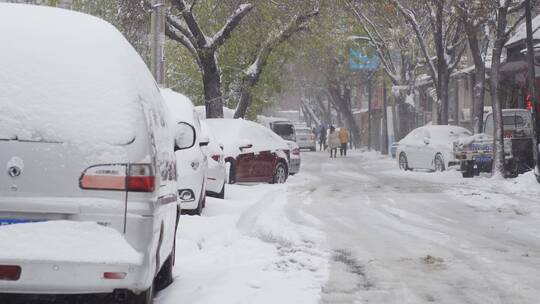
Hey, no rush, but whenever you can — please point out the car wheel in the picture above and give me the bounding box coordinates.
[434,154,445,172]
[134,284,153,304]
[536,172,540,184]
[154,252,174,292]
[217,184,225,199]
[227,161,236,184]
[398,153,410,171]
[461,161,474,178]
[272,162,288,184]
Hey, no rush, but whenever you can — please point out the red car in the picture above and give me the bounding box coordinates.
[205,119,290,184]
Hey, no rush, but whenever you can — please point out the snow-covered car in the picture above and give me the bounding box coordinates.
[295,127,316,151]
[161,89,209,215]
[200,120,227,198]
[206,119,290,184]
[285,140,301,175]
[0,5,188,303]
[397,125,472,172]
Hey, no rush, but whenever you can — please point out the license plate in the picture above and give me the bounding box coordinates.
[475,156,492,163]
[0,219,45,227]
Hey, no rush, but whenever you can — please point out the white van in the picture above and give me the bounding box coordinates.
[0,5,191,303]
[161,89,208,215]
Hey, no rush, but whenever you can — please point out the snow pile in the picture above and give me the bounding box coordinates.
[156,184,328,304]
[0,4,157,144]
[205,119,289,157]
[0,221,142,264]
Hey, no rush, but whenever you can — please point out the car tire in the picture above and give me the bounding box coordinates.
[272,162,288,184]
[227,161,236,184]
[134,284,153,304]
[461,161,474,178]
[398,153,410,171]
[434,154,445,172]
[536,172,540,184]
[154,252,174,292]
[217,184,225,199]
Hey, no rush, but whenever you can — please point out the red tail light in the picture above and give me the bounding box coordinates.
[292,148,300,155]
[103,272,127,280]
[0,265,21,281]
[211,155,221,162]
[80,164,155,192]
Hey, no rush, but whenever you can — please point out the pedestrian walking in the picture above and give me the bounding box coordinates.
[328,125,339,158]
[319,124,327,151]
[338,127,349,156]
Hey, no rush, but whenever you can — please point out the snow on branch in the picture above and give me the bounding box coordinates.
[243,8,319,79]
[389,0,438,87]
[344,0,401,84]
[210,3,254,48]
[165,23,202,68]
[171,0,209,47]
[166,14,196,46]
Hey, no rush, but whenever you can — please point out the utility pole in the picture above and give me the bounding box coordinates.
[367,72,373,151]
[151,0,166,86]
[525,0,539,177]
[382,74,389,155]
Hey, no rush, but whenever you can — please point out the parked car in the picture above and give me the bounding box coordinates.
[200,120,227,198]
[397,125,472,172]
[390,142,399,158]
[258,116,297,141]
[295,127,317,151]
[206,119,290,184]
[285,140,301,175]
[161,89,209,215]
[0,5,188,303]
[454,109,534,178]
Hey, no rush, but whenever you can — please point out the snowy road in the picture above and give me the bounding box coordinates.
[158,151,540,304]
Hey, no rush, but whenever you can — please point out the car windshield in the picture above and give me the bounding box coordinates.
[484,114,526,135]
[272,123,295,140]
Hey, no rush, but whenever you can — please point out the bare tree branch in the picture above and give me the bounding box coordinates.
[171,0,208,47]
[165,23,202,69]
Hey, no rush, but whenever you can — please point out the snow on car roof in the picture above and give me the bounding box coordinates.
[205,118,288,157]
[161,88,196,124]
[424,125,471,142]
[0,4,158,144]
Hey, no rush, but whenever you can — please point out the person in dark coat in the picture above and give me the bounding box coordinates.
[319,124,327,151]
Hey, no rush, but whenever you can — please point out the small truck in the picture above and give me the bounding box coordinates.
[453,109,534,178]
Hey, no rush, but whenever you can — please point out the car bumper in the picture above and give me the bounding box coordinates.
[289,158,301,174]
[0,258,146,295]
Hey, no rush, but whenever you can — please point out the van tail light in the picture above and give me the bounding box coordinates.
[80,164,155,192]
[211,155,221,162]
[0,265,21,281]
[292,148,300,155]
[103,272,126,280]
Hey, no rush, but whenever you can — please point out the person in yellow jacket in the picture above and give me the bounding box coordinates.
[338,127,349,156]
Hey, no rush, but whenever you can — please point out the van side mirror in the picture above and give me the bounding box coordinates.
[423,137,430,145]
[174,122,196,151]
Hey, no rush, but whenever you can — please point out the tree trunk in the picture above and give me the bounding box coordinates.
[200,51,224,118]
[490,6,508,177]
[465,22,486,134]
[439,70,450,125]
[233,75,256,119]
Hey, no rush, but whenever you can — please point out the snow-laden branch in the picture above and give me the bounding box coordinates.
[171,0,209,48]
[344,0,401,84]
[209,3,254,48]
[390,0,438,87]
[165,23,202,68]
[234,7,319,118]
[166,14,197,47]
